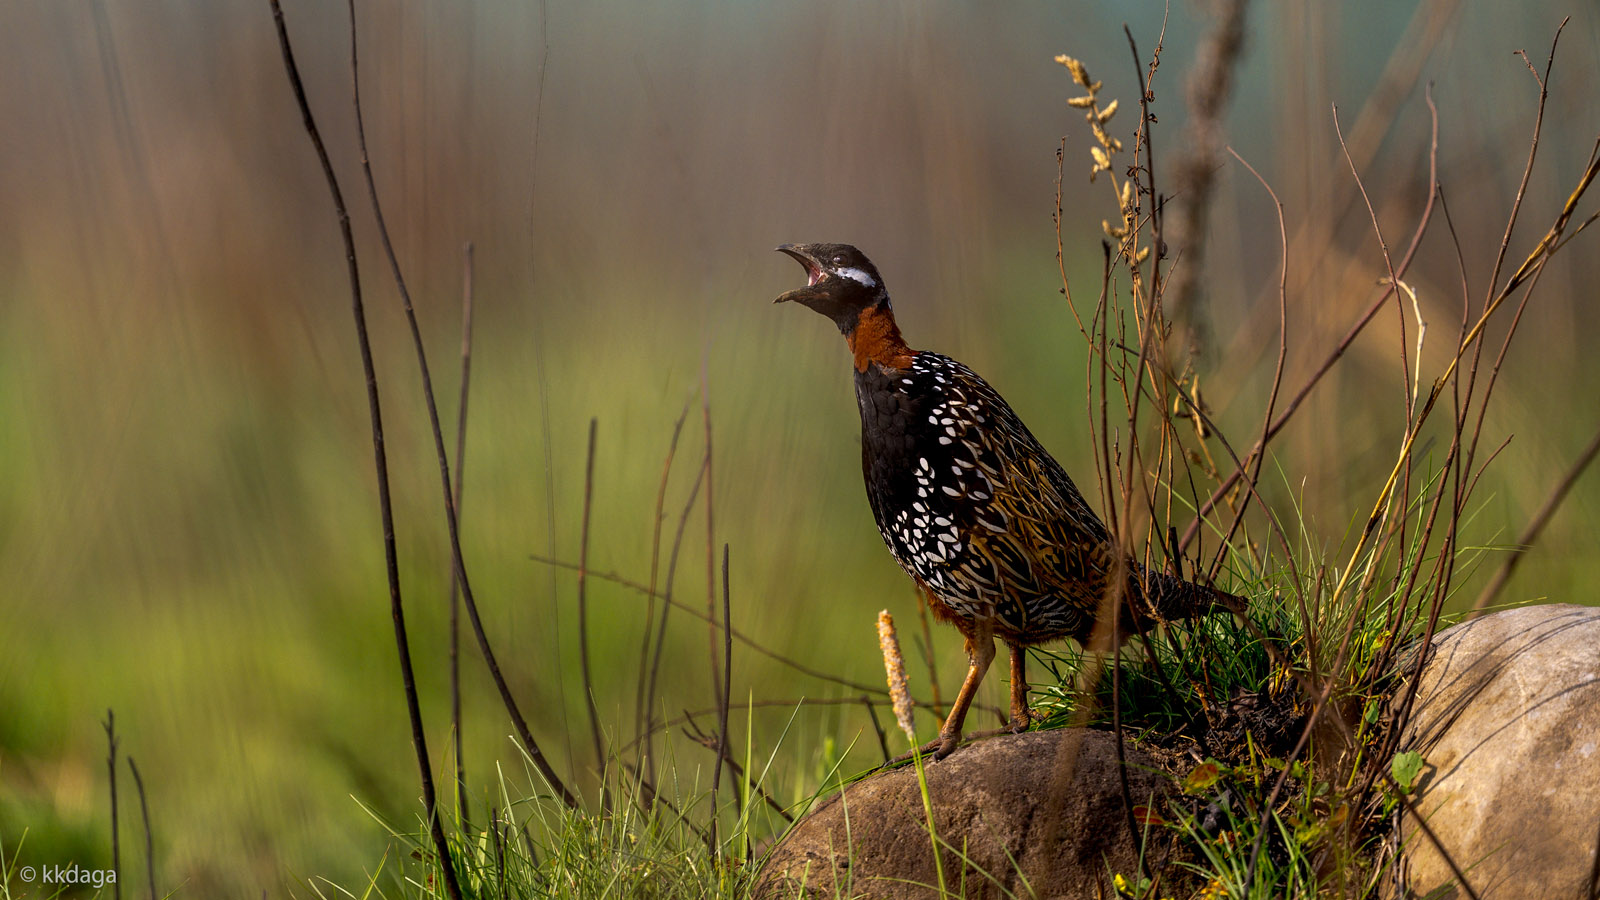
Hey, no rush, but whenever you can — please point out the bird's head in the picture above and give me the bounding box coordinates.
[773,242,889,335]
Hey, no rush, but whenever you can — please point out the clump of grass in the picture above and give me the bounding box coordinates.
[319,729,832,900]
[1043,21,1600,899]
[338,788,740,898]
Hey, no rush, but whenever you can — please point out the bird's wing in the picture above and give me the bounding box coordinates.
[906,355,1121,641]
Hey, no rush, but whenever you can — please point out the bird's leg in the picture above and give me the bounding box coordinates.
[935,627,995,759]
[1006,641,1031,733]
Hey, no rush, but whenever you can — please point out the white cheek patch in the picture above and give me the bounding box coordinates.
[836,267,877,287]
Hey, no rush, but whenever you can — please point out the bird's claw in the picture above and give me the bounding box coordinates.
[1006,706,1039,734]
[883,734,962,768]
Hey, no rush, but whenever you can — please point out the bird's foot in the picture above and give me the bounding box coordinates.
[882,719,1043,770]
[1005,707,1039,734]
[966,723,1034,744]
[883,733,962,768]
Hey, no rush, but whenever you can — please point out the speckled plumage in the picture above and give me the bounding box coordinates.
[776,242,1241,757]
[857,350,1109,644]
[857,350,1232,646]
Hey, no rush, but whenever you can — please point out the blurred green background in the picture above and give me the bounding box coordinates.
[2,1,1597,896]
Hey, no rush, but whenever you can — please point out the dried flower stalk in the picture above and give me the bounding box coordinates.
[876,610,916,743]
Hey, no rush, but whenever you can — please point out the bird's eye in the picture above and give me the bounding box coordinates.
[832,255,845,266]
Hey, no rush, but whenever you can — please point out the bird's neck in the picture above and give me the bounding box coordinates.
[847,304,914,373]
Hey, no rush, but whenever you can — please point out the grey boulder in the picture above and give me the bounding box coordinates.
[756,728,1172,899]
[1395,603,1600,898]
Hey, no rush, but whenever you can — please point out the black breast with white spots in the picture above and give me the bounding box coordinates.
[854,352,1119,644]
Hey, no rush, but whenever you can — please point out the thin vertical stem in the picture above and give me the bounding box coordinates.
[450,241,475,832]
[265,6,468,896]
[103,710,121,900]
[644,454,707,771]
[577,418,608,809]
[710,544,734,856]
[701,371,722,762]
[635,400,692,776]
[341,0,575,811]
[862,696,891,763]
[127,758,155,900]
[490,807,508,900]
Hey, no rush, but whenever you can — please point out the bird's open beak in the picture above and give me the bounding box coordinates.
[774,244,826,304]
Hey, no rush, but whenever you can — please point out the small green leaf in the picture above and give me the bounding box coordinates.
[1183,760,1224,794]
[1391,750,1426,794]
[1291,815,1325,846]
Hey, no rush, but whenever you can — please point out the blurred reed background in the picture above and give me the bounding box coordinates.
[1,1,1596,895]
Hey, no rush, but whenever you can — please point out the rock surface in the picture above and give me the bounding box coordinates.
[756,729,1172,899]
[1396,604,1600,899]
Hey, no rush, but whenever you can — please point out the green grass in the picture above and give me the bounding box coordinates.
[309,735,790,899]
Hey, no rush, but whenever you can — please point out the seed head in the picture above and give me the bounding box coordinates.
[876,610,916,743]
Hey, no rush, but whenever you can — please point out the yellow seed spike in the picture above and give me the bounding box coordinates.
[1055,55,1092,89]
[1066,95,1096,109]
[1091,146,1110,169]
[1098,99,1119,123]
[877,610,916,743]
[1120,179,1134,209]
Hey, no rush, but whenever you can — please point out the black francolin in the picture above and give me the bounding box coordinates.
[775,242,1243,758]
